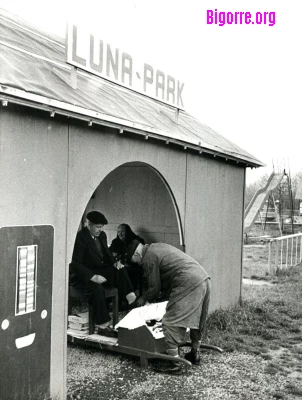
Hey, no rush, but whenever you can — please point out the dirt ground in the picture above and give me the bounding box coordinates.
[67,344,294,399]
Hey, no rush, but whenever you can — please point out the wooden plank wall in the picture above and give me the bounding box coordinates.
[0,106,69,400]
[185,154,245,310]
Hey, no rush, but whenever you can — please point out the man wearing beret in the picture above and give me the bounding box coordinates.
[70,211,137,334]
[126,240,211,370]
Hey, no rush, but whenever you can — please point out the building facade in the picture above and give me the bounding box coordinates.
[0,10,263,399]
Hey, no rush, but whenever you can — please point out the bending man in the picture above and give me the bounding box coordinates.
[126,240,211,365]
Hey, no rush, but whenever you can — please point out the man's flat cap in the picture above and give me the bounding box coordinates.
[86,211,108,225]
[126,239,140,262]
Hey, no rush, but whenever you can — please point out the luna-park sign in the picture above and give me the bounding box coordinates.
[66,24,184,109]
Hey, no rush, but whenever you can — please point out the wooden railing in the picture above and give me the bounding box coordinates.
[268,232,302,274]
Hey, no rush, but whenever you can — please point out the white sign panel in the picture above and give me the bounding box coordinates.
[66,24,185,109]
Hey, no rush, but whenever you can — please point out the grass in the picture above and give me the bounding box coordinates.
[204,243,302,397]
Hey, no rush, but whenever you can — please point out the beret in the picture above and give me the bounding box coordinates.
[86,211,108,225]
[126,239,140,262]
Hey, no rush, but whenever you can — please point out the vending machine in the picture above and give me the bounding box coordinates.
[0,225,54,400]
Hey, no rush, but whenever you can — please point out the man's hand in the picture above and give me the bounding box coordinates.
[114,261,124,270]
[137,297,146,307]
[91,275,107,284]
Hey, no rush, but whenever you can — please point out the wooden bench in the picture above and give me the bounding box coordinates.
[68,285,119,334]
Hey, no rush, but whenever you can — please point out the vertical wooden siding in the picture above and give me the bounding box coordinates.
[0,106,69,400]
[185,154,245,310]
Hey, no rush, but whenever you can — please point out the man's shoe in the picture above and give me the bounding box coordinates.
[97,326,118,338]
[184,349,200,365]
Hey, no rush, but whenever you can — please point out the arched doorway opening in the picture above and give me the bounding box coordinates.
[67,161,184,390]
[78,161,184,249]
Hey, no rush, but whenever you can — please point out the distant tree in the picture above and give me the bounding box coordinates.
[245,170,302,210]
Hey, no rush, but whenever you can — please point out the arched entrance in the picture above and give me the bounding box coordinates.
[79,161,184,249]
[67,161,184,391]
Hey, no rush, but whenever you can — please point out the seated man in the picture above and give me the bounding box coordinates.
[126,240,211,372]
[70,211,137,334]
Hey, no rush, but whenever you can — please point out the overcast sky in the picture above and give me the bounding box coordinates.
[1,0,301,184]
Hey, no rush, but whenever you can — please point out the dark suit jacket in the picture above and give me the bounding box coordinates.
[70,227,116,286]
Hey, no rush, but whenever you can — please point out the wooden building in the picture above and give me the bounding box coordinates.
[0,9,263,400]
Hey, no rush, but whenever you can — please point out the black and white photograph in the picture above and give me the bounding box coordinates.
[0,1,301,399]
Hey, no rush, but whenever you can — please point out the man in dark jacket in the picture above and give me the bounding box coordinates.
[126,240,211,369]
[70,211,136,332]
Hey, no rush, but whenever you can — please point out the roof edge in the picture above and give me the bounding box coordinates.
[0,85,264,168]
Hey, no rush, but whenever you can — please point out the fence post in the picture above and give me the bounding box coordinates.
[275,241,280,273]
[268,241,272,274]
[295,237,298,265]
[285,239,289,269]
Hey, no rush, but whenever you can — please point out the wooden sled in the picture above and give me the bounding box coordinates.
[67,324,223,368]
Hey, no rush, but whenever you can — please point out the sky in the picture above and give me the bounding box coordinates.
[1,0,301,184]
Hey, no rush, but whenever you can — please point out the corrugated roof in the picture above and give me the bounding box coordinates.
[0,9,263,167]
